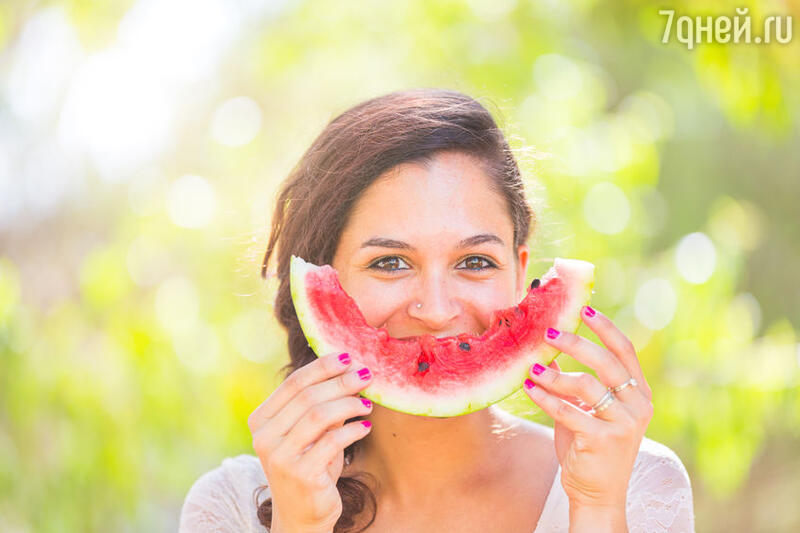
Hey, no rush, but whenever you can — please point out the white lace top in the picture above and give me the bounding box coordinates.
[179,436,695,532]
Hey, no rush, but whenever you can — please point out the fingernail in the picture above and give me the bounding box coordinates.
[546,327,560,339]
[361,398,372,408]
[524,378,536,389]
[339,352,351,365]
[584,306,596,318]
[361,420,372,428]
[532,363,546,375]
[357,368,372,380]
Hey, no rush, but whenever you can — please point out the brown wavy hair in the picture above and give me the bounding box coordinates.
[254,88,536,532]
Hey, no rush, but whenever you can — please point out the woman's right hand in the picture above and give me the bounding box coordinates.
[248,352,374,533]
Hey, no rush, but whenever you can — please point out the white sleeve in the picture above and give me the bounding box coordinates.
[625,438,695,533]
[179,456,270,533]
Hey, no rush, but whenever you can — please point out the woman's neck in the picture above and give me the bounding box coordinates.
[349,405,521,507]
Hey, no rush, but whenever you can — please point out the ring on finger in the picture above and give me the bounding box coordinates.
[609,376,638,393]
[591,390,616,414]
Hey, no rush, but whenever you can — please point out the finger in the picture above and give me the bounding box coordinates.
[298,420,372,481]
[544,326,654,419]
[580,306,653,401]
[547,391,594,412]
[268,366,373,441]
[283,396,373,457]
[544,327,632,393]
[248,352,354,432]
[546,359,593,412]
[523,378,602,433]
[528,364,627,421]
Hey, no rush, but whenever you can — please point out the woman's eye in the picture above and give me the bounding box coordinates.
[369,256,409,272]
[458,256,497,271]
[368,255,497,273]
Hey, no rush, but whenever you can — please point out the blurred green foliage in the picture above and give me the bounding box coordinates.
[1,0,799,531]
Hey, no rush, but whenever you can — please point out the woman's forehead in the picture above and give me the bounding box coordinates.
[344,153,511,240]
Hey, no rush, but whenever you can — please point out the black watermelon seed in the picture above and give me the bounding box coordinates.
[418,361,430,372]
[530,278,540,289]
[459,342,471,351]
[503,318,511,327]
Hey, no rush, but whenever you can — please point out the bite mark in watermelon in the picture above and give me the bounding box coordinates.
[290,255,595,417]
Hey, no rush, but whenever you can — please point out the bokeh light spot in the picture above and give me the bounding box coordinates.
[533,54,583,102]
[675,232,717,284]
[618,90,674,142]
[725,292,762,342]
[596,257,628,306]
[466,0,518,21]
[631,185,668,237]
[583,181,630,234]
[6,6,83,122]
[155,276,199,333]
[708,196,764,252]
[634,278,677,330]
[58,47,173,182]
[117,0,241,85]
[172,322,220,374]
[210,96,263,147]
[167,175,217,229]
[228,308,280,363]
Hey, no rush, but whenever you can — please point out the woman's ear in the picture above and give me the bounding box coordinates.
[515,244,529,301]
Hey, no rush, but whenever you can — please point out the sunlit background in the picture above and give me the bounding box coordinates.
[1,0,799,531]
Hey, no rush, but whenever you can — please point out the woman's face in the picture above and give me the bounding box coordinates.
[332,151,529,339]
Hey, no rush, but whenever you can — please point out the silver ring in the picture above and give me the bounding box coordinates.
[591,390,616,414]
[610,377,637,393]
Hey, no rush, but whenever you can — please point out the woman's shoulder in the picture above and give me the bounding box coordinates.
[186,453,268,497]
[496,410,690,475]
[506,411,689,474]
[501,415,694,531]
[219,453,268,485]
[179,454,269,533]
[631,436,692,484]
[626,437,695,532]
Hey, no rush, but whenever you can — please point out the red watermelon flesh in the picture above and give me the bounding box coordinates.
[290,255,594,417]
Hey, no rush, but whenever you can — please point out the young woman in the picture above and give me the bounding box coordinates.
[180,89,695,532]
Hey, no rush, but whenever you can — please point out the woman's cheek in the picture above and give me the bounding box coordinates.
[456,273,519,333]
[350,282,408,330]
[474,293,511,333]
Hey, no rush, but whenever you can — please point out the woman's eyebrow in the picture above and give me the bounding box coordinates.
[359,233,504,250]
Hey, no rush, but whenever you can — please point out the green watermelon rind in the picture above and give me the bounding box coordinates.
[289,257,329,358]
[290,255,595,417]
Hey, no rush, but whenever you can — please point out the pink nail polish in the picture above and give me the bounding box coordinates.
[361,398,372,408]
[584,306,596,318]
[546,327,560,339]
[361,420,372,428]
[357,368,371,380]
[532,363,546,375]
[524,378,535,389]
[339,352,351,365]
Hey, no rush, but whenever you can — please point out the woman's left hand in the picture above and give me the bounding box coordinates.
[523,305,654,510]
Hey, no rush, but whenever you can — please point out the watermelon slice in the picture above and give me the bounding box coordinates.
[290,255,595,417]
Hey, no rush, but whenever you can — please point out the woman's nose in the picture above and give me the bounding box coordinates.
[408,272,460,329]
